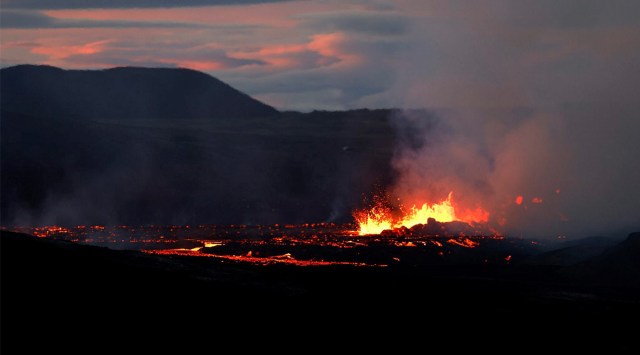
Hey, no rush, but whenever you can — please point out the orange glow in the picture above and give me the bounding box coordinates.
[230,32,353,70]
[354,192,489,235]
[5,223,508,268]
[248,43,307,56]
[531,197,543,204]
[31,39,112,60]
[447,238,479,248]
[400,192,457,228]
[459,207,490,224]
[355,204,394,236]
[164,60,226,71]
[144,248,379,267]
[230,43,308,69]
[30,225,72,238]
[307,33,345,58]
[515,195,524,205]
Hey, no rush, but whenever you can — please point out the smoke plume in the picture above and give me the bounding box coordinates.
[388,1,640,239]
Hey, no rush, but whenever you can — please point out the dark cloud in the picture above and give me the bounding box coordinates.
[498,0,640,28]
[1,0,294,9]
[0,10,209,28]
[299,11,409,36]
[219,30,404,110]
[0,11,54,28]
[224,55,395,111]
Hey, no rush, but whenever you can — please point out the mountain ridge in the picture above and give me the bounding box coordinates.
[0,64,278,120]
[0,65,399,226]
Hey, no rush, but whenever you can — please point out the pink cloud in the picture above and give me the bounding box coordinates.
[308,32,344,58]
[31,39,113,60]
[1,40,41,48]
[231,31,357,70]
[157,59,224,71]
[3,2,369,75]
[1,26,261,70]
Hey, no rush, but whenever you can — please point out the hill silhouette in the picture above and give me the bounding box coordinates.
[1,65,278,119]
[563,232,640,287]
[1,65,399,225]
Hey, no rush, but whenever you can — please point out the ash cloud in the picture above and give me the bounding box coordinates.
[391,106,640,239]
[0,0,294,9]
[0,10,210,29]
[387,1,640,239]
[296,11,409,37]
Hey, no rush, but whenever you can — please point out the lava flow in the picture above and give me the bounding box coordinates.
[354,191,489,235]
[3,222,511,267]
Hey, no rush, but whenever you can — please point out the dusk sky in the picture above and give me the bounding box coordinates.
[2,0,639,111]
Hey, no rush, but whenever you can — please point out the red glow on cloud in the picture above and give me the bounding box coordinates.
[255,44,307,56]
[4,2,364,75]
[531,197,543,204]
[308,33,345,58]
[164,60,225,71]
[31,39,112,60]
[232,32,355,70]
[229,43,306,69]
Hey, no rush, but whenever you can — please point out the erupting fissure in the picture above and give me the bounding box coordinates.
[353,192,489,235]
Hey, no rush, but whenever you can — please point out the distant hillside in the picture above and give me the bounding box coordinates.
[0,65,278,119]
[1,65,403,225]
[524,235,621,266]
[563,232,640,287]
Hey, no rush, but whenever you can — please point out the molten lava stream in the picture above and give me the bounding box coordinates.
[353,192,488,235]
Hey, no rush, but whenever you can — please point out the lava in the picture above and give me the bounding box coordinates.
[2,223,511,267]
[145,248,377,267]
[353,192,489,235]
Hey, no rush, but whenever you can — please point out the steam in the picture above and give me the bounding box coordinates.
[389,92,640,240]
[383,1,640,239]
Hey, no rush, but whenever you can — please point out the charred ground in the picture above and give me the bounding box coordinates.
[1,230,639,351]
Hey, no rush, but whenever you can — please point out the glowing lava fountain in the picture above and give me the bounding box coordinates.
[353,192,489,235]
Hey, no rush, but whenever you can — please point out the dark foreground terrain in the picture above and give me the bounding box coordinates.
[2,230,639,351]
